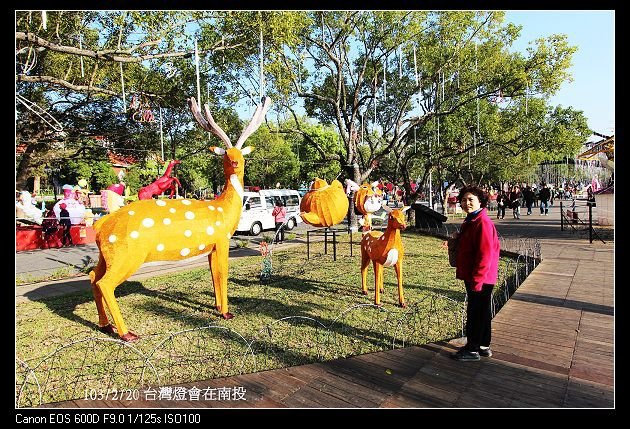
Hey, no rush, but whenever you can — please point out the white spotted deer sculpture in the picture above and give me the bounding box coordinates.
[89,96,271,341]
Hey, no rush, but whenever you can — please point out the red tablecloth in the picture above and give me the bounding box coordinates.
[16,226,43,251]
[16,224,96,251]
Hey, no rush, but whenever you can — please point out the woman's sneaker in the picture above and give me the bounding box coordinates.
[479,347,493,357]
[450,348,480,361]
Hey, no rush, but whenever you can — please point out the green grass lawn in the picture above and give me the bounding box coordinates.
[16,231,515,406]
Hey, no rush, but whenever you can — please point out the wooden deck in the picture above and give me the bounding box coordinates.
[41,236,613,409]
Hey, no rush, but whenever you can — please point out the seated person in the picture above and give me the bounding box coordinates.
[41,203,62,248]
[16,190,43,225]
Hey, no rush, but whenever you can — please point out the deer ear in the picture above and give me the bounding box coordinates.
[241,146,254,156]
[345,179,360,193]
[209,146,226,156]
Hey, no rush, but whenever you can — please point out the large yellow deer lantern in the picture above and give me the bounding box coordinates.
[89,96,271,341]
[360,205,410,308]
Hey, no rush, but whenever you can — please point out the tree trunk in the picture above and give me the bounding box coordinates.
[16,146,36,190]
[33,176,41,194]
[346,163,362,232]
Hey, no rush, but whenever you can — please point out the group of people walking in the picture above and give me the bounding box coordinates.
[494,183,553,220]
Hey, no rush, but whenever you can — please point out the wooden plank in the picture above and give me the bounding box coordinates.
[491,351,570,376]
[479,359,568,389]
[375,347,437,370]
[564,378,614,408]
[469,375,565,407]
[320,359,406,395]
[291,366,385,407]
[456,387,514,408]
[395,377,459,405]
[287,383,358,408]
[255,369,308,401]
[572,352,614,367]
[569,366,613,386]
[381,394,442,408]
[332,355,412,386]
[473,370,566,402]
[354,351,421,378]
[306,378,380,407]
[489,344,573,368]
[493,320,579,338]
[492,329,577,349]
[280,388,332,408]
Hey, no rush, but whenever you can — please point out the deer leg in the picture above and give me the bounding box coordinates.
[379,268,384,294]
[213,240,233,319]
[394,260,406,308]
[95,258,144,342]
[373,262,383,306]
[209,250,223,312]
[89,255,111,330]
[360,249,370,296]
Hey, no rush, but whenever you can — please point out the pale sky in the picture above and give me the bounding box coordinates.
[504,10,615,137]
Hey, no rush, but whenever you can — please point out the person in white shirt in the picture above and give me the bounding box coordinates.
[53,184,85,225]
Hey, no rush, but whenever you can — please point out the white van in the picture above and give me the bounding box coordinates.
[237,189,303,235]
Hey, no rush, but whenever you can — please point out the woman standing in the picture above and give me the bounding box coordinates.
[508,185,522,219]
[451,185,500,362]
[271,199,287,244]
[496,191,508,219]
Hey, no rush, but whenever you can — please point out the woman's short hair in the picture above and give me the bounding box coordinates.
[458,185,489,208]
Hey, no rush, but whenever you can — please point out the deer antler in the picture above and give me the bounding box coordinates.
[235,96,272,149]
[188,97,233,148]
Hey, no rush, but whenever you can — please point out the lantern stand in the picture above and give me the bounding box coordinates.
[306,225,357,262]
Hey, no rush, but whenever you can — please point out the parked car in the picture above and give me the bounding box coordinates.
[236,189,303,236]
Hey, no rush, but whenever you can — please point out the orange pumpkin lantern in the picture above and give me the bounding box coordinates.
[299,178,349,227]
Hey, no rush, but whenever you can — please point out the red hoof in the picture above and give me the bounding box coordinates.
[98,324,118,335]
[380,289,384,293]
[216,305,222,312]
[120,331,140,342]
[362,290,368,295]
[399,302,407,308]
[222,312,234,320]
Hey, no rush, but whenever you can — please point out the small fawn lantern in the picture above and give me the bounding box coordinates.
[299,178,349,228]
[360,205,410,307]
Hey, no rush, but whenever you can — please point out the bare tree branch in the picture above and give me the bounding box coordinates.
[16,31,244,63]
[17,75,120,96]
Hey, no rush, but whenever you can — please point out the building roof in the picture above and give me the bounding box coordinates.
[578,135,614,161]
[107,151,137,167]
